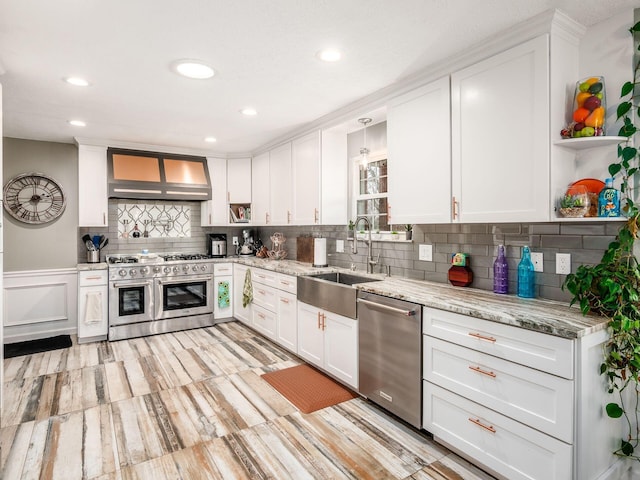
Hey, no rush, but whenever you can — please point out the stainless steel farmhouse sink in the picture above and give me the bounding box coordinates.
[297,272,382,319]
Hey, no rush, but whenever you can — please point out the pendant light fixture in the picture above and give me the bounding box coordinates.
[358,117,372,169]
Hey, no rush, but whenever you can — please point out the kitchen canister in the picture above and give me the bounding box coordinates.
[87,250,100,263]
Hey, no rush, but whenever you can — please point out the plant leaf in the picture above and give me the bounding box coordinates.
[622,147,637,161]
[618,101,632,119]
[609,163,622,177]
[607,402,624,418]
[622,440,635,456]
[621,81,635,97]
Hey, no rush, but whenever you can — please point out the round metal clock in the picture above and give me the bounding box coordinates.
[3,172,67,224]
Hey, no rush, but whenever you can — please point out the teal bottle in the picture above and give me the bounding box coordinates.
[517,246,535,298]
[598,177,620,217]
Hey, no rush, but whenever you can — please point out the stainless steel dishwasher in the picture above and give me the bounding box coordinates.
[357,291,422,429]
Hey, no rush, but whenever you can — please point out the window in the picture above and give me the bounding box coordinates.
[353,152,388,231]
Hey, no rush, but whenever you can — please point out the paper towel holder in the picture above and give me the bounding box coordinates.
[312,237,328,268]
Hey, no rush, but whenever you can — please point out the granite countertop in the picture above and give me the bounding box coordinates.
[77,262,108,271]
[355,277,607,339]
[229,258,606,339]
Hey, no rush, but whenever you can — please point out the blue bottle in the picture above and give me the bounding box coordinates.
[493,245,509,294]
[598,177,620,217]
[517,246,535,298]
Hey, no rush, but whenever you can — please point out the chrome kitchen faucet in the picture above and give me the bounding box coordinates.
[352,216,378,274]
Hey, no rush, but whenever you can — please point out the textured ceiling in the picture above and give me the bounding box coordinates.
[0,0,638,154]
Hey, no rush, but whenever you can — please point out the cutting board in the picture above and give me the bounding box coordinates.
[297,237,314,263]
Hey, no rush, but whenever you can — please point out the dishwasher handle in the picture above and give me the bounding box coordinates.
[357,298,417,316]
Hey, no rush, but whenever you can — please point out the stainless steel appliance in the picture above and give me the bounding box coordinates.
[107,253,216,341]
[208,233,227,257]
[357,291,422,428]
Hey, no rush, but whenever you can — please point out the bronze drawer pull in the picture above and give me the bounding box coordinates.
[468,332,497,343]
[280,298,289,304]
[469,365,496,378]
[468,417,496,433]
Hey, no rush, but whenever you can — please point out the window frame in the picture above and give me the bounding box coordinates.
[351,150,389,231]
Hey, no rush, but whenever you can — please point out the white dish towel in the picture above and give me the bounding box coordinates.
[84,291,103,325]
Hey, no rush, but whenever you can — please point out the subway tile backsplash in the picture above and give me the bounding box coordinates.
[79,206,623,303]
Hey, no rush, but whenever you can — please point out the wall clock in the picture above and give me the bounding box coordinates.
[3,172,67,224]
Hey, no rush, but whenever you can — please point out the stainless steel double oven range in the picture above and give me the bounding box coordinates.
[107,253,216,341]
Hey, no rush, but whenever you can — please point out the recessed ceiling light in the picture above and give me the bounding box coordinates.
[205,136,217,143]
[68,120,86,127]
[317,49,342,62]
[174,60,215,79]
[241,108,257,116]
[65,77,90,87]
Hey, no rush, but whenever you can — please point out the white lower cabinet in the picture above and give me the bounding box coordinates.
[424,382,572,480]
[232,264,252,325]
[77,270,108,343]
[236,266,298,352]
[297,301,358,389]
[422,306,618,480]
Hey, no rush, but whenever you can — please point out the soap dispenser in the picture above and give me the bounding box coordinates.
[517,246,535,298]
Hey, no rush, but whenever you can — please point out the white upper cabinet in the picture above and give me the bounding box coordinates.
[451,35,550,223]
[227,157,251,204]
[78,144,109,227]
[387,76,452,224]
[251,152,270,225]
[320,130,348,225]
[269,143,293,225]
[201,157,227,226]
[292,132,321,225]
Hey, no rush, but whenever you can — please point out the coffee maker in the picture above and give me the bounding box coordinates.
[208,233,227,257]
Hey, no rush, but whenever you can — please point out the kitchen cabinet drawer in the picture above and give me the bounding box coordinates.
[423,306,574,379]
[276,273,297,295]
[252,305,277,341]
[423,382,572,480]
[252,284,277,312]
[276,291,297,352]
[214,263,233,276]
[79,270,108,287]
[424,336,573,443]
[252,268,278,288]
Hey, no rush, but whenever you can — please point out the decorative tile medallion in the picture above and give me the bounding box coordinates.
[117,203,191,238]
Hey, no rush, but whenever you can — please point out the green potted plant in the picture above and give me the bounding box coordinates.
[563,20,640,461]
[559,192,589,218]
[405,224,413,241]
[347,220,355,239]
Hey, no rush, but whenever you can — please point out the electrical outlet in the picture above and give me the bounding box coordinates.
[530,252,543,272]
[556,253,571,274]
[232,236,239,245]
[336,239,344,253]
[419,244,433,261]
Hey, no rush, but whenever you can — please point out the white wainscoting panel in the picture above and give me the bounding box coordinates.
[3,268,78,343]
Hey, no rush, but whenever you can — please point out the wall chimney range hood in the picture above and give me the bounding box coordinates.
[107,148,212,201]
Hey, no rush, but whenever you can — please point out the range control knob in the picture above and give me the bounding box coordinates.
[163,266,171,274]
[140,267,149,275]
[192,265,199,272]
[118,269,127,277]
[129,269,138,276]
[153,266,162,273]
[183,265,190,272]
[200,265,207,271]
[173,266,179,273]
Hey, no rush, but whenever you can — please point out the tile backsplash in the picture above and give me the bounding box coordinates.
[80,204,622,303]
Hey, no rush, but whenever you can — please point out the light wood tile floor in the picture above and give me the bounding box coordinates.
[1,322,495,479]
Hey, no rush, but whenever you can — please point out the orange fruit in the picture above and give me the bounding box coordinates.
[585,77,600,85]
[573,107,590,123]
